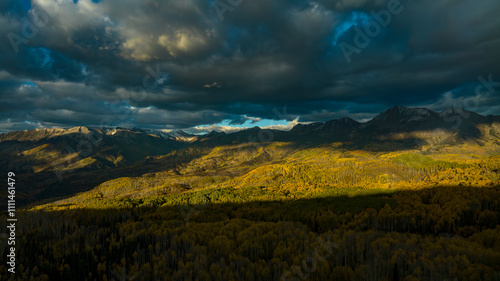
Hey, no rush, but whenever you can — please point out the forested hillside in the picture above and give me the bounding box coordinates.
[2,140,500,280]
[1,106,500,280]
[2,185,500,280]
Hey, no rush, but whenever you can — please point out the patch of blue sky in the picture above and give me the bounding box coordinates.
[29,47,53,69]
[73,0,101,3]
[80,64,88,76]
[23,81,36,87]
[103,100,134,110]
[21,0,31,12]
[331,11,372,46]
[215,117,289,129]
[222,26,244,51]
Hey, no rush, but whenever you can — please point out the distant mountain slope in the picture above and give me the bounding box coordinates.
[193,106,500,146]
[0,126,189,204]
[1,106,499,206]
[290,117,360,136]
[361,106,443,132]
[361,105,496,134]
[131,128,199,142]
[0,126,185,173]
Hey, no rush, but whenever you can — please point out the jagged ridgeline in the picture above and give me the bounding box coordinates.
[0,106,499,280]
[1,105,498,205]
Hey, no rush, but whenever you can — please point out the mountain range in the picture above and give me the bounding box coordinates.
[1,105,499,206]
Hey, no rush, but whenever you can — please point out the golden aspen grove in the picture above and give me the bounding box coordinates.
[1,116,499,280]
[2,0,500,279]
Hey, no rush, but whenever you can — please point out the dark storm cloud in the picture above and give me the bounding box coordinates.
[0,0,499,132]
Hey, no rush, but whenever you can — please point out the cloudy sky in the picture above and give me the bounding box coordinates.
[1,0,499,133]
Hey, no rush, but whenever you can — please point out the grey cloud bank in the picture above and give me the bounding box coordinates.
[1,0,499,132]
